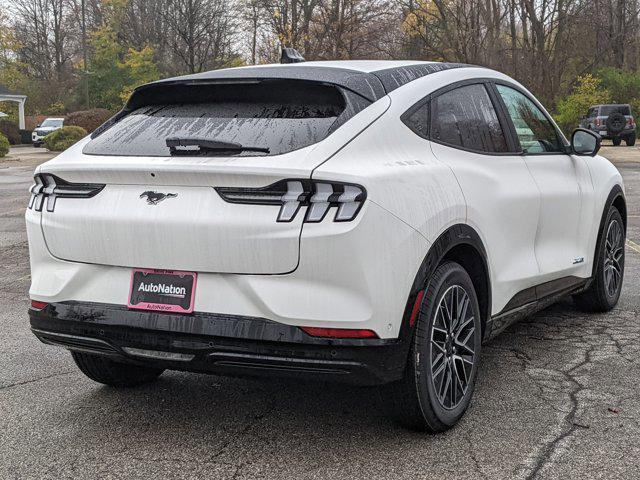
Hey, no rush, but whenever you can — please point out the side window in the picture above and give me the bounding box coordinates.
[402,100,430,139]
[430,83,509,153]
[496,85,563,154]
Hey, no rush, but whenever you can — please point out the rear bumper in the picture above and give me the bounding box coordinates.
[591,128,636,139]
[29,302,411,385]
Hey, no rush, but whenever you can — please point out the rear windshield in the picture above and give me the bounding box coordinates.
[84,81,347,157]
[600,105,631,116]
[41,119,63,128]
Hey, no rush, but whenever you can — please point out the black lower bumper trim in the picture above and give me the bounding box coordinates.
[29,301,410,385]
[32,328,119,355]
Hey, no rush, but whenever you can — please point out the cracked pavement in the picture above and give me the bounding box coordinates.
[1,145,639,479]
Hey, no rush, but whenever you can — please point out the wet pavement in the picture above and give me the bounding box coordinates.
[1,144,639,479]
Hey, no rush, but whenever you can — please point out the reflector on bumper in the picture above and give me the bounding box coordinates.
[300,327,378,339]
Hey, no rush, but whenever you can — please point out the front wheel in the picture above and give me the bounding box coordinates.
[383,261,482,432]
[573,206,625,312]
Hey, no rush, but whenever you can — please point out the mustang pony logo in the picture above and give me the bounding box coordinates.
[140,191,178,205]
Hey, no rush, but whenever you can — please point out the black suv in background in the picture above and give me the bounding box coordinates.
[581,104,636,146]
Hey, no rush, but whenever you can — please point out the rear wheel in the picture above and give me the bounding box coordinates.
[573,206,625,312]
[625,134,636,146]
[613,137,622,146]
[72,352,164,387]
[383,261,481,432]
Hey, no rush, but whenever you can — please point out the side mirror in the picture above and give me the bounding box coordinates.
[571,128,601,156]
[36,124,41,128]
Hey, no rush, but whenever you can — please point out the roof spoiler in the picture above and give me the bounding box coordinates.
[280,48,305,64]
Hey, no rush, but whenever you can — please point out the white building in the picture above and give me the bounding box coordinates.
[0,84,27,129]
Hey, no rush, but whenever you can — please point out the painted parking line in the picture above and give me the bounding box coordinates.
[627,239,640,255]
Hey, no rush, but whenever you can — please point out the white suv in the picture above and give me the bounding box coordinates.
[27,61,626,432]
[32,117,64,147]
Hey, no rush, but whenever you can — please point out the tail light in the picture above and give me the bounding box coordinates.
[594,118,601,127]
[300,327,378,339]
[216,179,367,223]
[29,174,104,212]
[30,300,49,310]
[628,117,636,128]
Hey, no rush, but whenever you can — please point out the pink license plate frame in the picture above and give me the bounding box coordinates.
[127,268,197,314]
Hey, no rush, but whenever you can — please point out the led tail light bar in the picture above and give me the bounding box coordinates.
[29,174,104,212]
[215,179,367,223]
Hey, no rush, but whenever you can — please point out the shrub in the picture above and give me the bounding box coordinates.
[0,133,9,157]
[597,67,640,104]
[555,75,612,136]
[0,120,20,145]
[65,108,113,133]
[20,130,32,144]
[44,126,88,151]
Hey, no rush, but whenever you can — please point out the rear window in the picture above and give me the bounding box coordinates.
[84,81,348,157]
[599,105,631,116]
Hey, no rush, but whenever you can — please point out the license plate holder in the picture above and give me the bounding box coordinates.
[128,268,196,313]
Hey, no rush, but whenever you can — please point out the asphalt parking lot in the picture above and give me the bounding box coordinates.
[1,145,639,479]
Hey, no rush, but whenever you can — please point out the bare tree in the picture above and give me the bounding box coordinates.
[162,0,239,74]
[12,0,74,82]
[258,0,321,55]
[311,0,395,59]
[241,0,263,64]
[3,0,640,114]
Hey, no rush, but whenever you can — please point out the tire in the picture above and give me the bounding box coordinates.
[625,134,636,146]
[71,352,164,387]
[382,261,482,432]
[613,137,622,146]
[573,206,625,312]
[606,112,626,136]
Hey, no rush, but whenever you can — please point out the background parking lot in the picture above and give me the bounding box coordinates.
[1,145,639,479]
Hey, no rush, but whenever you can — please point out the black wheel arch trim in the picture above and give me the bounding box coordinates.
[592,185,626,278]
[399,224,492,343]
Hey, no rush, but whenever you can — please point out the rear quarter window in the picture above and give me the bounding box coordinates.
[429,83,509,153]
[84,81,351,157]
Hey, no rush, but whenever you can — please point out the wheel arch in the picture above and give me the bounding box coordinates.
[591,185,626,278]
[611,188,627,231]
[400,224,492,342]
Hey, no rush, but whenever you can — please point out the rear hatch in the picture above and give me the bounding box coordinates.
[598,105,634,130]
[37,79,377,274]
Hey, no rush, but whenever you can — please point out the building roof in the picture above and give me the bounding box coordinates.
[0,83,26,97]
[0,84,15,95]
